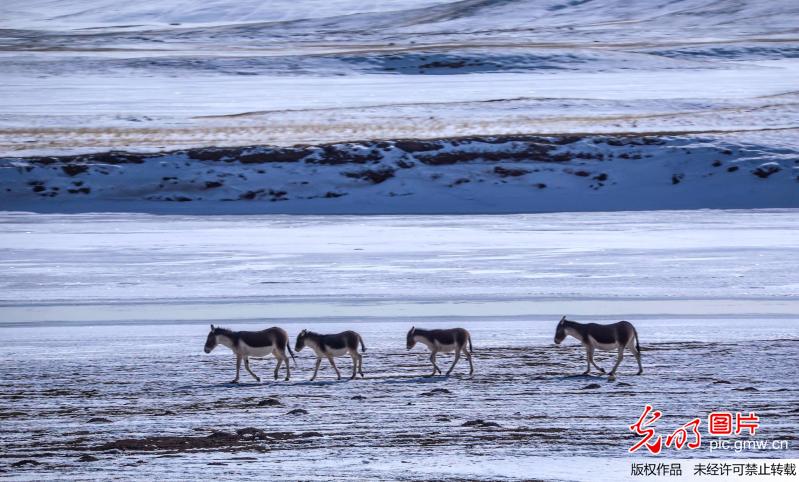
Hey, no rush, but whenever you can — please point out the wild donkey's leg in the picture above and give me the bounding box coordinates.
[283,350,291,381]
[274,357,283,380]
[429,350,441,376]
[232,355,242,383]
[609,346,625,380]
[446,348,462,376]
[358,353,364,378]
[244,357,260,382]
[582,346,592,375]
[588,347,605,374]
[631,342,643,375]
[463,346,474,375]
[328,356,341,380]
[310,357,322,381]
[349,350,358,380]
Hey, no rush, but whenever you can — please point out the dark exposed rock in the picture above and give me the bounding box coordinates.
[11,460,41,467]
[420,388,452,396]
[204,181,223,189]
[239,149,310,164]
[727,166,739,172]
[342,167,396,184]
[78,454,99,462]
[752,164,781,178]
[581,383,602,390]
[494,166,530,177]
[395,159,415,169]
[672,173,684,185]
[394,140,443,152]
[87,417,112,423]
[62,164,89,176]
[258,398,282,407]
[593,173,608,181]
[462,419,501,428]
[311,145,382,165]
[287,409,308,415]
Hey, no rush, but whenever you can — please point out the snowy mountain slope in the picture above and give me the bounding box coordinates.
[4,0,797,41]
[1,134,796,213]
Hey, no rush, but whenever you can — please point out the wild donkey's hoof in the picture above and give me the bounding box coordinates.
[608,373,617,381]
[637,370,643,375]
[230,379,239,384]
[581,370,590,376]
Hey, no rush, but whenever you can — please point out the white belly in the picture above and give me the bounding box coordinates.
[434,342,459,353]
[239,341,274,358]
[588,336,619,351]
[313,346,349,357]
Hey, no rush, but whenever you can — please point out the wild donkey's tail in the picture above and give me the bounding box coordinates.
[468,334,473,353]
[286,342,297,368]
[359,334,367,353]
[634,328,640,352]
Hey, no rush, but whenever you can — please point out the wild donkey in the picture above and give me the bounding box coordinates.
[294,330,366,381]
[553,316,642,380]
[406,326,473,377]
[204,325,295,382]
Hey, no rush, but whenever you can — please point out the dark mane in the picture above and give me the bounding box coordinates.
[213,327,238,338]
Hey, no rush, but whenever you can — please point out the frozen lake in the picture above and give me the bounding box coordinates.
[1,210,798,479]
[1,210,798,325]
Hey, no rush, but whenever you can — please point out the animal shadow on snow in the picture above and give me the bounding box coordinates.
[378,375,468,385]
[292,379,351,387]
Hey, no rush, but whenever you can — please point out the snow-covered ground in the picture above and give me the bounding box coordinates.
[2,1,798,479]
[1,211,798,479]
[1,134,797,213]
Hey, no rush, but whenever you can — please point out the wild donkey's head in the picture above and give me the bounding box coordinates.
[554,316,569,344]
[204,325,219,353]
[295,329,309,352]
[406,326,416,350]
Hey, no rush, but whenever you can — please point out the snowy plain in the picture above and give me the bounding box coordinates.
[1,211,798,480]
[1,0,799,479]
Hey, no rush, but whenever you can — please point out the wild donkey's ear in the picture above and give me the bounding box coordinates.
[210,324,215,331]
[559,316,566,323]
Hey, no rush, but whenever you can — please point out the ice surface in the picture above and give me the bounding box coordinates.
[1,210,797,321]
